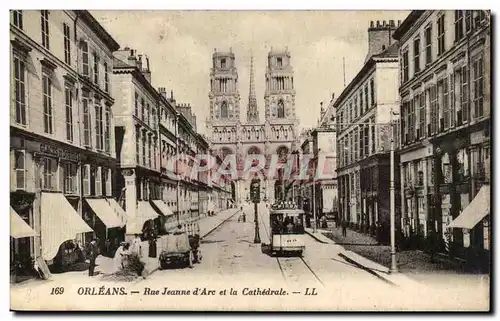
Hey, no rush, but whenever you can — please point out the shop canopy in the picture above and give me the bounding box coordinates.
[126,201,159,235]
[447,185,490,229]
[106,198,127,227]
[85,198,122,228]
[152,200,175,217]
[10,206,35,239]
[41,192,93,260]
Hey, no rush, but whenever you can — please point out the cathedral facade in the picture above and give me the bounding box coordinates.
[206,48,300,204]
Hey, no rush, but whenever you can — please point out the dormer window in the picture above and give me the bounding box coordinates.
[221,58,226,69]
[277,57,283,68]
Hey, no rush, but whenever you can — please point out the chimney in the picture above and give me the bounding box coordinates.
[171,90,174,100]
[137,54,143,71]
[364,18,397,63]
[370,21,374,28]
[142,55,152,83]
[158,87,167,99]
[127,49,137,66]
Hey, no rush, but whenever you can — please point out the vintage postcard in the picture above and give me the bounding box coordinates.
[9,9,490,311]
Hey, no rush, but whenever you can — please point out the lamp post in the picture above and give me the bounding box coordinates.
[389,109,398,274]
[250,178,261,244]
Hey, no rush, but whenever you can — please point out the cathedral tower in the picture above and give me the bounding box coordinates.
[246,54,259,123]
[264,48,296,123]
[208,48,241,124]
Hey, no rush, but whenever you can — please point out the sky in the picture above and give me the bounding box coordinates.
[92,10,410,134]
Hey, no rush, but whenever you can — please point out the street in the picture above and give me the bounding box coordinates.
[11,203,489,311]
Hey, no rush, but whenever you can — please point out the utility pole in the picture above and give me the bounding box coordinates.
[389,109,398,274]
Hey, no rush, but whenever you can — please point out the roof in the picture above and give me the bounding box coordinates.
[392,10,426,41]
[333,44,398,109]
[75,10,120,51]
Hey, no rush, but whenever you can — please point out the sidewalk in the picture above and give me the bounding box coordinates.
[307,225,488,284]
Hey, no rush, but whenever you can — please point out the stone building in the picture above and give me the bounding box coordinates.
[206,48,300,204]
[335,20,401,238]
[393,10,491,258]
[9,10,121,267]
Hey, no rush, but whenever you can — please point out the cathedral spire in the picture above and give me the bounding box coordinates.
[246,52,259,123]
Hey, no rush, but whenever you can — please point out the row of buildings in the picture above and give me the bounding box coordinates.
[307,11,490,261]
[9,10,232,271]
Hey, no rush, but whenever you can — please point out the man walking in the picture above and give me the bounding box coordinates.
[88,238,98,277]
[342,219,347,237]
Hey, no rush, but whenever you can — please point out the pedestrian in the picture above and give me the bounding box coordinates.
[88,238,99,277]
[131,234,142,258]
[342,220,347,237]
[113,242,126,272]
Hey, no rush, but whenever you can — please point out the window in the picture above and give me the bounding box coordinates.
[354,129,358,161]
[63,162,78,194]
[408,99,415,141]
[152,107,157,129]
[359,91,363,115]
[135,126,140,163]
[221,58,226,69]
[14,150,26,190]
[351,101,356,119]
[141,98,145,120]
[104,62,109,93]
[63,23,71,65]
[277,100,285,118]
[363,124,369,155]
[95,167,102,196]
[364,85,369,113]
[95,101,103,150]
[455,10,464,42]
[430,85,438,134]
[42,157,57,191]
[413,38,421,73]
[442,78,449,130]
[142,131,146,165]
[419,94,426,136]
[425,25,432,65]
[147,103,150,125]
[134,92,139,116]
[220,101,229,118]
[65,87,73,142]
[370,119,376,153]
[465,10,472,33]
[40,10,49,49]
[82,164,90,196]
[437,15,445,56]
[42,73,53,134]
[104,168,112,196]
[12,10,23,29]
[148,135,152,168]
[370,78,375,107]
[402,48,409,82]
[104,107,111,153]
[81,42,89,76]
[82,91,92,147]
[13,56,27,126]
[93,53,99,85]
[473,57,484,119]
[460,66,469,123]
[277,57,282,68]
[474,10,486,27]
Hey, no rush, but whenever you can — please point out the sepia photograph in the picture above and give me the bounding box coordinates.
[8,8,491,311]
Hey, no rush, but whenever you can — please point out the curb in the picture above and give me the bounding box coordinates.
[304,229,331,244]
[338,252,397,286]
[201,209,241,239]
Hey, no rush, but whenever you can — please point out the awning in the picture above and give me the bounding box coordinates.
[126,201,159,235]
[447,185,490,229]
[152,200,175,217]
[85,198,122,228]
[106,198,127,227]
[41,192,93,260]
[10,206,35,239]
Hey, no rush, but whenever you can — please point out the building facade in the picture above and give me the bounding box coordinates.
[10,10,121,268]
[393,10,491,256]
[336,20,401,238]
[206,48,300,204]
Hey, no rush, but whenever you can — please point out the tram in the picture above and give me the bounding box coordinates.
[269,202,306,257]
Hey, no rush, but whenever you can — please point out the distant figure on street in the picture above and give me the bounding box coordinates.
[88,239,99,277]
[131,234,142,258]
[342,220,347,237]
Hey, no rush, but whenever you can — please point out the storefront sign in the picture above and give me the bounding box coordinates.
[38,143,80,162]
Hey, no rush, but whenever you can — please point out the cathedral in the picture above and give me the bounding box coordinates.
[206,48,300,205]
